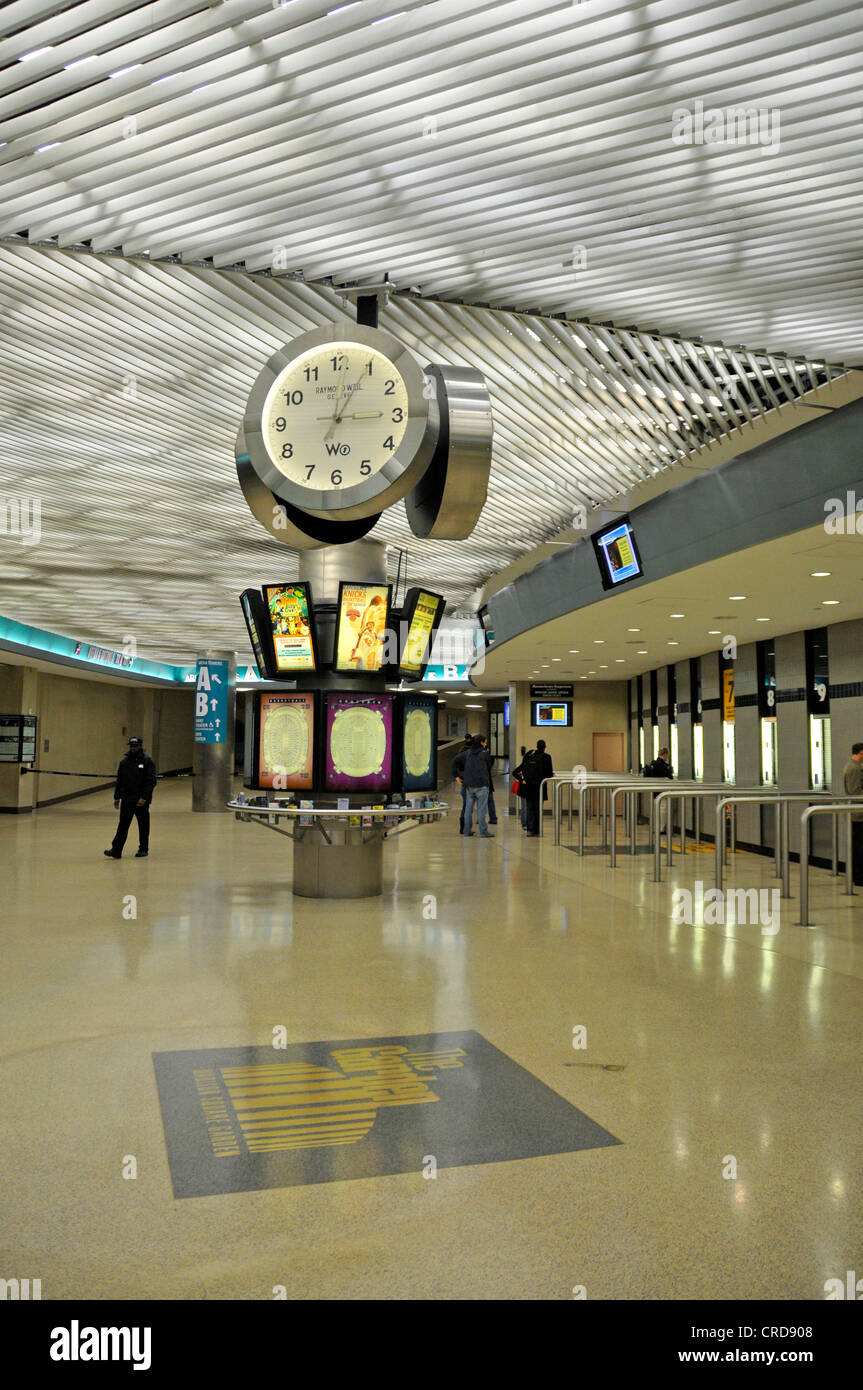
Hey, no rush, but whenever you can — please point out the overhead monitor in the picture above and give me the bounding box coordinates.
[592,516,643,590]
[262,582,319,674]
[532,701,572,727]
[324,692,394,792]
[400,692,438,792]
[398,587,446,679]
[256,691,315,790]
[333,582,392,674]
[239,588,276,680]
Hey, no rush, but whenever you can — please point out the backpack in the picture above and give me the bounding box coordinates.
[521,751,544,788]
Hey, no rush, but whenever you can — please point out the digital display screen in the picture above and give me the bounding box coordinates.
[263,582,317,673]
[400,693,438,792]
[334,582,392,673]
[399,588,445,678]
[532,702,572,727]
[504,700,510,727]
[257,692,315,790]
[239,589,273,679]
[324,692,394,792]
[592,516,643,590]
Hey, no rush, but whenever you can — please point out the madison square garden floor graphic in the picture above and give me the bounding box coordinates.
[153,1031,621,1197]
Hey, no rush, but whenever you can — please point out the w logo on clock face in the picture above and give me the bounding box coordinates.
[153,1032,620,1197]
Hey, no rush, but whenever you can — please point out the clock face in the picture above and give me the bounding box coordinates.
[261,342,410,492]
[241,323,437,522]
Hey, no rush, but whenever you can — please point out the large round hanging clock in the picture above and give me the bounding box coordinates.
[241,323,439,522]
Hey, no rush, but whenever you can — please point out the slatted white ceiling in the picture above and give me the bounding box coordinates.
[0,0,860,661]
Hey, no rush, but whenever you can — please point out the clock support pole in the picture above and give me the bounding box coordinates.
[291,539,389,897]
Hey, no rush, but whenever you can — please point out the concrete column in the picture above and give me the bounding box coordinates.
[192,650,236,812]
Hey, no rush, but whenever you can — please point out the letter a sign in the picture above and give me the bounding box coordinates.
[194,658,229,744]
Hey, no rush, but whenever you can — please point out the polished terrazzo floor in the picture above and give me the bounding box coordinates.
[2,777,862,1300]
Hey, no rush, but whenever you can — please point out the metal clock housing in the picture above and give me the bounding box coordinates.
[242,323,439,523]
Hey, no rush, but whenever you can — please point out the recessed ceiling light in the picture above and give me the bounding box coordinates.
[729,595,746,601]
[568,649,580,653]
[627,628,641,632]
[667,640,679,645]
[594,639,604,644]
[551,657,561,662]
[599,664,609,668]
[708,630,721,635]
[615,658,625,663]
[589,670,597,674]
[823,599,840,605]
[638,650,648,655]
[810,571,831,577]
[669,613,685,618]
[755,617,770,622]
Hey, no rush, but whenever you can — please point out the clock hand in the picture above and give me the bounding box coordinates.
[316,411,383,420]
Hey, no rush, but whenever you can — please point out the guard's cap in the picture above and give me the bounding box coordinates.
[128,735,143,747]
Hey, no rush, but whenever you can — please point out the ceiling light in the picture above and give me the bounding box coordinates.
[328,2,360,10]
[64,56,97,69]
[669,613,685,618]
[823,599,840,605]
[708,630,721,635]
[109,65,142,77]
[638,650,648,654]
[667,640,679,645]
[627,628,641,632]
[593,639,604,644]
[151,73,180,83]
[810,571,831,577]
[552,657,561,662]
[729,595,746,601]
[599,664,608,668]
[465,703,483,708]
[568,649,580,654]
[19,48,54,61]
[755,617,770,622]
[371,10,406,21]
[36,142,60,152]
[615,658,625,663]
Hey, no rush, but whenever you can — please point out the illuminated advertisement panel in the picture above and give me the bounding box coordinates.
[531,702,573,727]
[257,691,315,790]
[324,692,393,792]
[400,693,438,792]
[333,582,392,673]
[398,587,445,679]
[263,582,318,673]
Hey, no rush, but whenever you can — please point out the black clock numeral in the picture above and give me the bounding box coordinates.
[360,460,371,475]
[330,355,346,371]
[303,366,319,382]
[304,464,315,480]
[391,407,403,422]
[366,359,373,375]
[384,379,395,395]
[281,389,304,405]
[281,443,293,459]
[330,469,342,485]
[383,435,395,451]
[274,417,287,432]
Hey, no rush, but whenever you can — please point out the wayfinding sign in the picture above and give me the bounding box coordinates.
[194,659,229,743]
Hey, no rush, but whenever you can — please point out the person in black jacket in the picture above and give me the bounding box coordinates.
[515,739,553,836]
[105,735,157,859]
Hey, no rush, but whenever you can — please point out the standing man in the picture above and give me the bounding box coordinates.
[843,742,863,885]
[516,739,553,836]
[452,738,494,838]
[105,735,157,859]
[478,733,498,825]
[644,747,674,779]
[451,735,475,834]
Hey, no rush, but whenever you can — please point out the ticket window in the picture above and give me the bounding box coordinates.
[670,723,679,776]
[761,720,777,786]
[810,716,831,791]
[693,724,704,781]
[723,722,736,783]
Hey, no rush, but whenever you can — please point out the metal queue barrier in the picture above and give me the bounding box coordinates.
[713,791,850,897]
[651,787,773,883]
[798,804,861,926]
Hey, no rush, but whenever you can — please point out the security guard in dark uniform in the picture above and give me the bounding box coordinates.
[104,736,157,859]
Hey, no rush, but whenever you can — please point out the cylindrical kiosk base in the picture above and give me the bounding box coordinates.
[292,824,383,898]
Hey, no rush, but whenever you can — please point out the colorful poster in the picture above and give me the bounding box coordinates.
[400,590,443,675]
[335,583,390,672]
[194,659,229,744]
[258,692,315,789]
[723,668,735,724]
[264,584,316,672]
[325,693,393,791]
[401,694,437,792]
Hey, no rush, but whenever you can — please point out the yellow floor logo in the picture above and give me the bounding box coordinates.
[153,1032,620,1198]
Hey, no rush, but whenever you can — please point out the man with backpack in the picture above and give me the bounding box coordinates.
[515,739,554,836]
[452,736,495,838]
